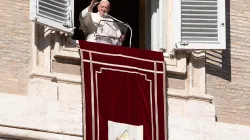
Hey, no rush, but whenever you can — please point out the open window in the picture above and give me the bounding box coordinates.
[29,0,165,50]
[173,0,226,50]
[30,0,226,50]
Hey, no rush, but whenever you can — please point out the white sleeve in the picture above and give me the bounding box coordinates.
[79,7,92,34]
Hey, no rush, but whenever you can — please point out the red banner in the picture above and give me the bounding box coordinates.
[79,41,166,140]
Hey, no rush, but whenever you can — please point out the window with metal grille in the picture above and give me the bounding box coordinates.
[173,0,226,50]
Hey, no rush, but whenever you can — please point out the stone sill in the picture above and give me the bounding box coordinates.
[29,70,81,84]
[0,124,82,140]
[167,88,214,102]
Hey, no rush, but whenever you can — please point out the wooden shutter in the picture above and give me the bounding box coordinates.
[173,0,226,49]
[30,0,74,35]
[150,0,167,51]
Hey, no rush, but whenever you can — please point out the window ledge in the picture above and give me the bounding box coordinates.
[167,88,214,102]
[29,69,81,84]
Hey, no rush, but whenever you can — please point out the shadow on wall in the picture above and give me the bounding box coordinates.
[0,133,43,140]
[35,24,56,52]
[205,0,231,81]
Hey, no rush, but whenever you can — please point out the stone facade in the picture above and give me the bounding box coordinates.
[206,0,250,126]
[0,0,31,95]
[0,0,250,139]
[169,118,250,140]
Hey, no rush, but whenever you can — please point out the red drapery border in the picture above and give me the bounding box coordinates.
[79,41,166,140]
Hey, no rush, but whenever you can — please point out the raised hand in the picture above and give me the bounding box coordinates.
[120,35,125,43]
[88,0,99,12]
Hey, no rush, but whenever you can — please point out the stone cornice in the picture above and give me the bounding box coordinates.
[167,88,214,102]
[29,70,81,84]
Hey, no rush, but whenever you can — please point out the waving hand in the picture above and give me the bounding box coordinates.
[88,0,99,12]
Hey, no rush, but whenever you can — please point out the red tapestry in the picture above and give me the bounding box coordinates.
[79,41,166,140]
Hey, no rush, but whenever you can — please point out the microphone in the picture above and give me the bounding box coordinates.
[104,13,125,24]
[104,13,133,48]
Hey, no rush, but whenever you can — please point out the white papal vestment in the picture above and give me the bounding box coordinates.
[79,7,122,46]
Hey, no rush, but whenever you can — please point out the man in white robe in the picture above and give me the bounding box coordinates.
[79,0,124,46]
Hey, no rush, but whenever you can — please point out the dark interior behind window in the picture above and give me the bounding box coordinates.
[72,0,140,48]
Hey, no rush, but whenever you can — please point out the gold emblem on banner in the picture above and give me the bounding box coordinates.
[115,130,132,140]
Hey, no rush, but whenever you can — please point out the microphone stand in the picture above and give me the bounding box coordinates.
[105,14,133,48]
[123,23,132,48]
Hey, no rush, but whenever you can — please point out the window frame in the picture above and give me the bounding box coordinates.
[173,0,226,50]
[149,0,167,51]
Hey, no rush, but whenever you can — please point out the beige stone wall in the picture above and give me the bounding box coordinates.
[169,117,250,140]
[206,0,250,125]
[0,0,31,95]
[52,57,81,75]
[0,78,83,140]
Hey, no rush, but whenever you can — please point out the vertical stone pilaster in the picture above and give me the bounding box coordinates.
[186,51,206,95]
[185,51,215,121]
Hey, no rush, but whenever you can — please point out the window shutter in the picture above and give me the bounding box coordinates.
[173,0,225,50]
[30,0,74,35]
[150,0,167,51]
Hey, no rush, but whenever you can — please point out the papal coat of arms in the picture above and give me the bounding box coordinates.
[108,121,143,140]
[115,130,132,140]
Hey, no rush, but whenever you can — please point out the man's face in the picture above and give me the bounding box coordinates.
[97,1,110,17]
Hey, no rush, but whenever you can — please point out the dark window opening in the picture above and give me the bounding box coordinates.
[72,0,140,48]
